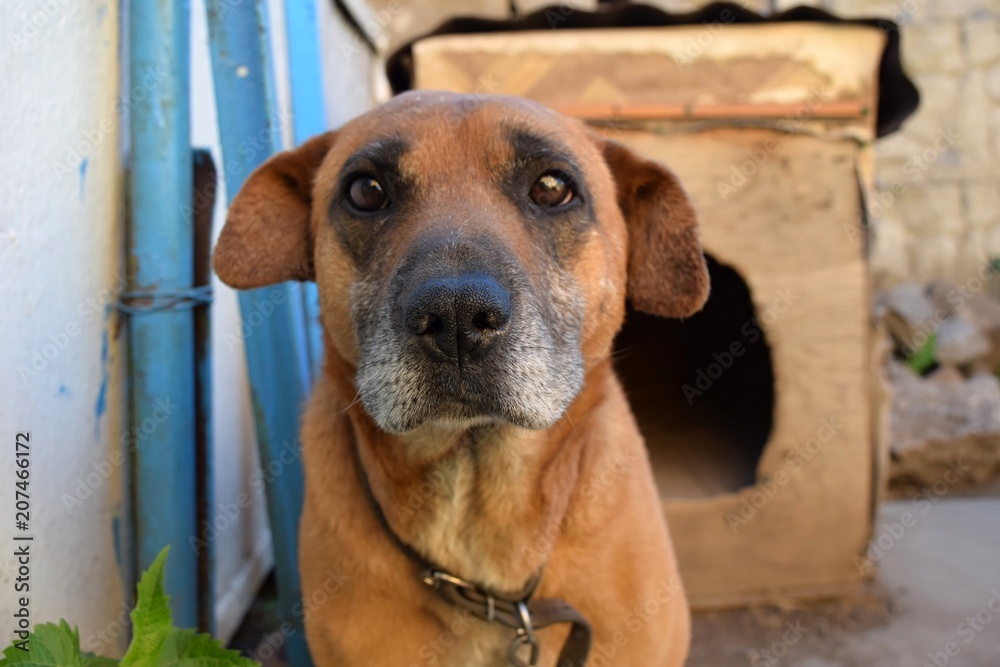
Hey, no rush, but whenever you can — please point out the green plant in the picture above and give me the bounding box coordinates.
[1,548,258,667]
[905,331,937,374]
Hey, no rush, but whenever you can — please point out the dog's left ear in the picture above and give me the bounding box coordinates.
[599,138,710,319]
[213,131,337,289]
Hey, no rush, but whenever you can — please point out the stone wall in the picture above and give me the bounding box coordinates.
[818,0,1000,290]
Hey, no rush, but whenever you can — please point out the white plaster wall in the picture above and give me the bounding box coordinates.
[319,0,377,125]
[0,0,282,650]
[0,0,375,654]
[0,0,128,656]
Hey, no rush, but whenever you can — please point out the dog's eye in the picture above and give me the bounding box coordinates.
[347,175,389,211]
[529,172,574,208]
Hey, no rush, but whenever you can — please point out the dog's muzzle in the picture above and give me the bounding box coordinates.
[354,236,584,433]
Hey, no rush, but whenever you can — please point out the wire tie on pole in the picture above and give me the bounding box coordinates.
[116,285,213,315]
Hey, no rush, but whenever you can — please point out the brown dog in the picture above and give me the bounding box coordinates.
[213,91,709,667]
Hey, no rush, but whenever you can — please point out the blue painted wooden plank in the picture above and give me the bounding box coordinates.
[285,280,314,390]
[205,2,313,664]
[128,0,199,628]
[301,283,324,376]
[284,0,328,379]
[284,0,328,142]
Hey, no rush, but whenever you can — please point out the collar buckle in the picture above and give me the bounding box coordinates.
[422,570,498,622]
[508,601,540,666]
[422,569,473,590]
[422,569,541,666]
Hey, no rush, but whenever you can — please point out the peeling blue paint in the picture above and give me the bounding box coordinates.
[94,378,108,438]
[94,326,109,438]
[57,384,71,398]
[79,157,89,200]
[100,317,109,362]
[112,514,123,566]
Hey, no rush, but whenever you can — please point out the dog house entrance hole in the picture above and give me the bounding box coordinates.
[613,255,775,499]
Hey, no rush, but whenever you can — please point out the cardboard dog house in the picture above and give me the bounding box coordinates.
[393,4,917,607]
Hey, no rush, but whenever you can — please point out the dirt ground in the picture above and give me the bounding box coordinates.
[689,584,895,667]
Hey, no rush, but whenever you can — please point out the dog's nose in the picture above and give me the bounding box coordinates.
[403,274,511,362]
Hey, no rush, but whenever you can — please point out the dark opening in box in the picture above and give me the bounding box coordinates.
[614,255,776,499]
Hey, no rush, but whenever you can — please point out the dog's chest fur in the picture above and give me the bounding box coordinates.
[422,619,510,667]
[399,426,542,594]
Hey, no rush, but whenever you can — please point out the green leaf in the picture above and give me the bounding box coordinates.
[121,548,174,667]
[152,630,258,667]
[81,657,120,667]
[0,546,256,667]
[906,332,937,374]
[0,621,82,667]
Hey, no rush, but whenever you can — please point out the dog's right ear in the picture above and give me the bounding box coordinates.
[213,131,337,289]
[598,138,710,319]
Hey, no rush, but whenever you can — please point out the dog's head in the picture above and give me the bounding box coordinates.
[214,92,708,434]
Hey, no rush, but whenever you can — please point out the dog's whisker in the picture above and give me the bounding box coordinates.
[337,389,366,414]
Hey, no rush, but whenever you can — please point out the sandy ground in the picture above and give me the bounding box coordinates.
[691,498,1000,667]
[231,498,1000,666]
